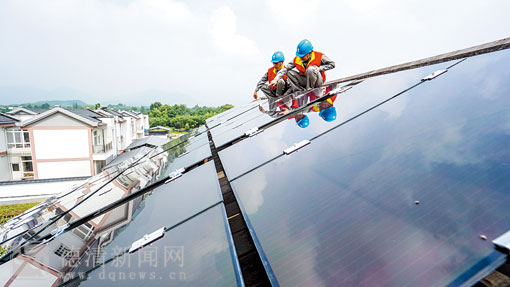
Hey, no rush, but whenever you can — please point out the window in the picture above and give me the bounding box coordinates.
[72,223,95,241]
[22,162,33,172]
[54,244,77,260]
[93,130,102,146]
[6,128,30,148]
[21,156,34,177]
[11,164,19,172]
[23,131,30,146]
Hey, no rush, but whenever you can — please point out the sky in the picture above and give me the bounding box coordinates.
[0,0,509,107]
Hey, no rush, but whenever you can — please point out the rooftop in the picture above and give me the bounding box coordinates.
[0,113,18,125]
[0,37,509,287]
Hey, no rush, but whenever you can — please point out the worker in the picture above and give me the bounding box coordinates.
[253,51,289,100]
[312,95,338,122]
[258,88,310,118]
[294,114,310,128]
[270,39,335,92]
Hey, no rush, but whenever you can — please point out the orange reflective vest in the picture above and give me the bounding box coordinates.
[311,95,337,112]
[268,66,287,90]
[294,51,326,82]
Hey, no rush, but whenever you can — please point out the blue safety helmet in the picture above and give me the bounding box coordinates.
[296,39,313,57]
[297,115,310,128]
[319,107,337,122]
[271,51,285,63]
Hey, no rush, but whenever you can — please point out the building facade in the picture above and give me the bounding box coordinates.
[0,106,149,181]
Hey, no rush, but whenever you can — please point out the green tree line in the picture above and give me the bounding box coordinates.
[149,102,233,130]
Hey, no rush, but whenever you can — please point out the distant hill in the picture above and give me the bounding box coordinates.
[21,100,88,107]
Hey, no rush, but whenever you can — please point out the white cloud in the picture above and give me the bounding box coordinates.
[266,0,320,26]
[240,169,267,215]
[210,6,260,56]
[1,0,510,106]
[125,0,193,27]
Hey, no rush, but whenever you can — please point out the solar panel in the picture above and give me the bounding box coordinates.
[61,205,242,287]
[2,40,509,287]
[31,160,224,286]
[230,50,510,286]
[209,107,263,139]
[209,83,350,147]
[161,133,212,176]
[88,161,222,266]
[206,101,262,127]
[219,59,459,180]
[197,125,207,133]
[0,149,159,251]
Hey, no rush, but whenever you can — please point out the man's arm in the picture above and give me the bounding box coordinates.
[255,72,268,92]
[275,62,295,81]
[254,72,268,99]
[319,54,335,72]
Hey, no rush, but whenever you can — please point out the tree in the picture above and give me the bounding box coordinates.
[148,102,233,129]
[95,103,101,109]
[150,102,162,111]
[41,103,50,109]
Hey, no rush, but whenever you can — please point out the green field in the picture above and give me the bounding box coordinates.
[0,202,40,225]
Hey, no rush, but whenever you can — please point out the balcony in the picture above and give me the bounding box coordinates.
[7,145,31,154]
[93,142,113,154]
[92,141,114,162]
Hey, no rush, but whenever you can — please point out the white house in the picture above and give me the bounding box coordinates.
[6,107,48,122]
[0,113,23,181]
[18,108,107,179]
[0,106,150,182]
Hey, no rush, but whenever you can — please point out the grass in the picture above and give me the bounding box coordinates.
[0,202,41,225]
[0,202,40,256]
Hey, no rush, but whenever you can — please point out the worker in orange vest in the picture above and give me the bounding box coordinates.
[312,95,338,122]
[253,51,289,100]
[270,39,335,92]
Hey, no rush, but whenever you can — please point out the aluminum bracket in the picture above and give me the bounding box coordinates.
[283,140,311,155]
[422,69,448,81]
[493,230,510,252]
[129,227,165,253]
[245,127,263,137]
[165,168,185,184]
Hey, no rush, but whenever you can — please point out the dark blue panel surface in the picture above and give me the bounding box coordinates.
[66,205,240,287]
[161,132,211,176]
[220,59,459,180]
[51,161,224,285]
[232,50,510,287]
[94,161,221,265]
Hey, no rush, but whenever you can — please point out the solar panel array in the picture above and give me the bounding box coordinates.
[0,47,509,287]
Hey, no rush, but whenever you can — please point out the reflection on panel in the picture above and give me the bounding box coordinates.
[53,161,222,284]
[65,205,239,286]
[95,161,221,267]
[160,132,211,177]
[207,101,262,129]
[219,59,460,180]
[232,50,510,287]
[0,146,169,286]
[210,82,350,147]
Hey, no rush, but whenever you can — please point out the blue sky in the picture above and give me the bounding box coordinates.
[0,0,509,107]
